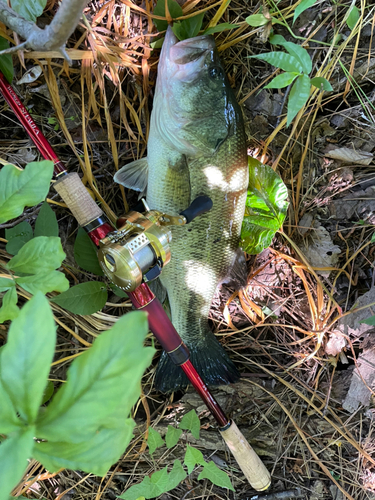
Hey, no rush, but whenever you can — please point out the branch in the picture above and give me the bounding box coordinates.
[0,0,89,62]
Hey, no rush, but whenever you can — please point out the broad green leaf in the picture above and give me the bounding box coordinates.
[310,76,333,91]
[165,425,182,448]
[203,23,239,36]
[241,158,289,255]
[0,161,54,224]
[198,461,234,491]
[147,426,164,454]
[7,236,65,276]
[184,445,205,474]
[153,0,183,31]
[269,34,312,74]
[0,278,15,293]
[41,380,54,405]
[16,270,69,295]
[110,284,128,298]
[360,315,375,326]
[372,232,375,244]
[5,221,33,255]
[34,201,59,237]
[118,460,186,500]
[0,293,56,423]
[36,311,153,443]
[0,376,20,434]
[172,12,204,40]
[293,0,317,24]
[34,418,135,476]
[179,409,200,439]
[74,227,103,276]
[287,73,311,125]
[347,5,360,30]
[264,72,299,89]
[251,52,303,74]
[50,281,107,315]
[164,460,187,491]
[0,37,14,83]
[150,37,165,49]
[9,0,47,22]
[245,14,269,27]
[0,288,19,323]
[0,427,35,500]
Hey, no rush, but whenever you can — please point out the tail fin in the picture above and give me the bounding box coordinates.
[154,331,240,393]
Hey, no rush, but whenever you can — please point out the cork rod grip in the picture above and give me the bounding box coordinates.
[220,421,271,491]
[54,173,103,226]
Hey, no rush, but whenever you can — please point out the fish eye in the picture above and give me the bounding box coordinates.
[208,66,223,79]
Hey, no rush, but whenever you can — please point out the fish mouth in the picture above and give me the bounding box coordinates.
[163,26,214,62]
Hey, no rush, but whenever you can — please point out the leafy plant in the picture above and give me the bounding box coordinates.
[241,157,289,254]
[346,4,360,31]
[250,34,332,125]
[119,410,234,500]
[0,293,154,500]
[152,0,239,44]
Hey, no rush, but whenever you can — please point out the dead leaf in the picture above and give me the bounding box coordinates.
[301,223,341,276]
[325,147,373,165]
[325,331,346,356]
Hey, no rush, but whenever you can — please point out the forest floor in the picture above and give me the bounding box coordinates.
[1,0,375,499]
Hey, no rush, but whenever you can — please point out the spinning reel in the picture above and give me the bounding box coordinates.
[97,196,213,292]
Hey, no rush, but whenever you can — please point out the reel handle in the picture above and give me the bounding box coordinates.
[180,196,213,223]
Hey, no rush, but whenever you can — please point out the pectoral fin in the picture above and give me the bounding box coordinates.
[114,158,148,192]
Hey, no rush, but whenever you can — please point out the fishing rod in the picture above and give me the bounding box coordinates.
[0,70,271,492]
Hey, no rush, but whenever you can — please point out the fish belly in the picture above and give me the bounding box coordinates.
[147,133,248,392]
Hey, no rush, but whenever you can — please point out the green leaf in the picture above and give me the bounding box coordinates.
[269,35,312,74]
[5,221,33,255]
[153,0,183,31]
[287,73,311,125]
[118,460,186,500]
[0,427,35,500]
[34,418,135,476]
[198,461,234,491]
[36,311,153,443]
[179,409,200,439]
[34,201,59,237]
[360,315,375,326]
[245,14,269,27]
[0,288,19,323]
[241,157,289,255]
[0,293,56,424]
[147,426,164,454]
[203,22,239,36]
[165,425,183,448]
[0,36,14,83]
[0,278,15,293]
[41,380,54,405]
[0,376,20,435]
[7,236,65,276]
[50,281,107,315]
[74,227,103,276]
[310,76,333,91]
[372,232,375,244]
[0,161,54,224]
[9,0,47,22]
[347,5,360,30]
[293,0,318,24]
[251,52,303,74]
[184,445,205,474]
[15,270,69,295]
[150,36,165,49]
[172,14,205,41]
[264,72,299,89]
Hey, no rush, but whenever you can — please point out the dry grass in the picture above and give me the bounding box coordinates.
[1,0,375,498]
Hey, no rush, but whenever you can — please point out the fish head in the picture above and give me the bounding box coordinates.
[152,26,241,156]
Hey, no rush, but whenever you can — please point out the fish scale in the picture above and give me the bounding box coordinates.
[115,27,248,392]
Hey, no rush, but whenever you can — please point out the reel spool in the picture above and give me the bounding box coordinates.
[97,196,213,292]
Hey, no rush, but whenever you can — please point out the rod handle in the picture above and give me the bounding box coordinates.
[54,172,103,227]
[219,420,271,491]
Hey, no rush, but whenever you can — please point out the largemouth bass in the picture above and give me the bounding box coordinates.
[115,26,248,392]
